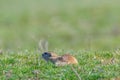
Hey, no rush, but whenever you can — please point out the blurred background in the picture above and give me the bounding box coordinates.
[0,0,120,51]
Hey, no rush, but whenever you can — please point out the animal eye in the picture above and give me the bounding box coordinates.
[45,53,47,54]
[44,52,47,54]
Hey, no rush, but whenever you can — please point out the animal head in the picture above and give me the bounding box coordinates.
[42,52,58,61]
[42,52,52,61]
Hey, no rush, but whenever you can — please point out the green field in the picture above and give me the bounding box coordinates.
[0,0,120,80]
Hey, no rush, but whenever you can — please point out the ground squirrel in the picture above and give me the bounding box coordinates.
[42,52,78,66]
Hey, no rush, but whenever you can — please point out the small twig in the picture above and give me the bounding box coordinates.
[71,66,81,80]
[32,70,40,80]
[39,39,48,52]
[4,70,12,80]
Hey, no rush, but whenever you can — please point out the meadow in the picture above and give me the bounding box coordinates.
[0,0,120,79]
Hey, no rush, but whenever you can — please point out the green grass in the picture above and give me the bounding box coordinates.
[0,0,120,79]
[0,49,120,80]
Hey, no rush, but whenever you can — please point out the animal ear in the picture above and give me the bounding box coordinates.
[58,57,63,60]
[39,39,48,52]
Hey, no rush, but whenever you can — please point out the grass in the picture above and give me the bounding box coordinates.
[0,0,120,79]
[0,49,120,80]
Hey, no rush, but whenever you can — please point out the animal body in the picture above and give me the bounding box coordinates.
[42,52,78,66]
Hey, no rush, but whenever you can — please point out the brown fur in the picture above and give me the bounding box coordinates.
[42,52,78,66]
